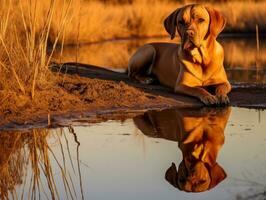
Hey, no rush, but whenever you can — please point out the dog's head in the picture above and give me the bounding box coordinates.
[164,4,226,51]
[165,160,226,192]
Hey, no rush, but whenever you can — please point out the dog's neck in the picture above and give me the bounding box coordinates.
[179,37,216,66]
[181,130,222,166]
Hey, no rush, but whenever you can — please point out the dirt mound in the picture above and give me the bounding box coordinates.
[0,74,179,129]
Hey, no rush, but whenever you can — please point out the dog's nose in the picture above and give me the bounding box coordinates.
[186,30,195,37]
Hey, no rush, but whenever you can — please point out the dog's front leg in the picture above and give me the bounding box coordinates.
[215,82,231,105]
[175,85,218,106]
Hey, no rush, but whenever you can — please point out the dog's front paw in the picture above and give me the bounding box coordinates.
[216,94,230,105]
[200,94,218,106]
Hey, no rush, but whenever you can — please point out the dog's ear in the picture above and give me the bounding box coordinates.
[164,8,181,40]
[165,162,179,188]
[208,163,227,190]
[205,7,226,38]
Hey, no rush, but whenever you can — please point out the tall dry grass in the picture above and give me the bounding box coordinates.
[213,1,266,33]
[0,0,71,98]
[47,0,176,44]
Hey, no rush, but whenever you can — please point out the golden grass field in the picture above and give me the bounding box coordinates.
[31,0,266,43]
[0,0,265,123]
[24,0,266,44]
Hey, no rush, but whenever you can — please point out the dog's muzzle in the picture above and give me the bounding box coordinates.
[182,37,201,50]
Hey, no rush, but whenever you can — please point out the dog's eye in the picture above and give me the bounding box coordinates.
[198,18,205,23]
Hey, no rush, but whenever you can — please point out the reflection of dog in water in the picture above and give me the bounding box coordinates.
[133,107,231,192]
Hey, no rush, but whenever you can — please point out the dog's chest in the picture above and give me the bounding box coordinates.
[190,48,203,64]
[182,50,214,83]
[182,60,203,81]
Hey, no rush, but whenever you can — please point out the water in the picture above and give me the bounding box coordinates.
[1,107,266,200]
[1,37,265,199]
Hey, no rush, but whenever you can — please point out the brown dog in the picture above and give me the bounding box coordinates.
[128,4,231,105]
[133,107,231,192]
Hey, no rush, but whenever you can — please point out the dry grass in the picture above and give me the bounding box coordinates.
[0,0,71,97]
[6,0,265,45]
[47,0,266,44]
[46,0,175,43]
[212,1,266,33]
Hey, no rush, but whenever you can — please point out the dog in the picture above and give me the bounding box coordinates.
[128,4,231,106]
[133,107,231,192]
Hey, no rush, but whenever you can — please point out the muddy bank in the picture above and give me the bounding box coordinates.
[1,62,265,131]
[0,74,192,131]
[51,62,266,109]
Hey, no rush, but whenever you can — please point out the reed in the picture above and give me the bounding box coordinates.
[0,128,84,199]
[0,0,71,98]
[256,24,261,82]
